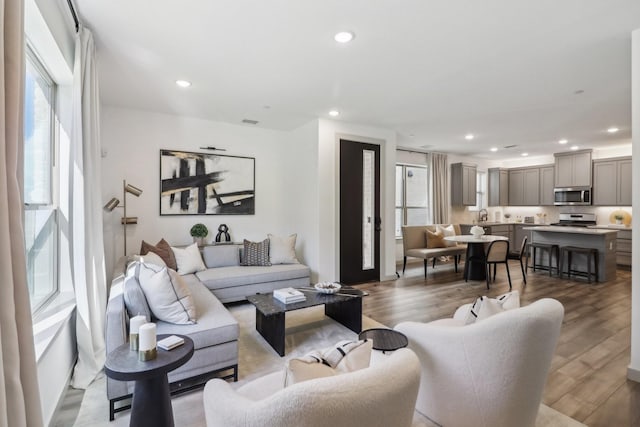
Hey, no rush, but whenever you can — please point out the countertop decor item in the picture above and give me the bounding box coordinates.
[103,179,143,256]
[470,225,485,238]
[609,210,631,226]
[190,223,208,246]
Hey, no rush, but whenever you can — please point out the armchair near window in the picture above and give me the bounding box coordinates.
[395,299,564,427]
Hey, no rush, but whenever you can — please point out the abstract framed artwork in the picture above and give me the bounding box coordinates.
[160,149,255,215]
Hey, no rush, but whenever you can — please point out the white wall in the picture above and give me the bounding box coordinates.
[101,107,322,278]
[628,28,640,382]
[317,119,397,281]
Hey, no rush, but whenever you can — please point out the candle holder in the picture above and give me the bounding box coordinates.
[130,333,139,351]
[139,347,157,362]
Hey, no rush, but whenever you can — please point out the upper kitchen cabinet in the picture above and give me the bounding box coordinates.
[554,149,592,188]
[539,165,555,206]
[593,156,632,206]
[508,167,539,206]
[488,168,508,206]
[451,162,477,206]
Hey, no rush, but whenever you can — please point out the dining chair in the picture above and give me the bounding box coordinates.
[507,236,528,285]
[485,240,511,290]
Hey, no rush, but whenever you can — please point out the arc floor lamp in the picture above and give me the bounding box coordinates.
[103,180,143,256]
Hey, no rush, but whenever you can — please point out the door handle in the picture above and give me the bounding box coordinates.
[375,217,382,232]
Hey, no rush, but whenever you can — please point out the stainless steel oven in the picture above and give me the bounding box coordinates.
[553,187,591,206]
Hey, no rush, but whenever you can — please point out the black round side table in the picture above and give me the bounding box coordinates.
[358,328,408,353]
[104,334,194,427]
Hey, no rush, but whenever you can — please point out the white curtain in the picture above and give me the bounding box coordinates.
[430,153,449,224]
[0,0,44,425]
[70,26,108,389]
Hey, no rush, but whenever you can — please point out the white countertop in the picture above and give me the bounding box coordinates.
[523,226,618,235]
[588,225,633,231]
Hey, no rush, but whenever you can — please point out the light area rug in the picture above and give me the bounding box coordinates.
[72,303,586,427]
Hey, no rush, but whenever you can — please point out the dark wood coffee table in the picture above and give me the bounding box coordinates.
[104,334,194,427]
[246,287,364,356]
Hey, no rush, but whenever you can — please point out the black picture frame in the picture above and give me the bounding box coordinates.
[159,149,255,215]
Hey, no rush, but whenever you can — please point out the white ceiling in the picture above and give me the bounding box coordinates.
[76,0,640,160]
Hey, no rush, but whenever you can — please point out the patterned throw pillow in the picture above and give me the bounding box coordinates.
[241,239,271,266]
[140,238,177,270]
[464,290,520,325]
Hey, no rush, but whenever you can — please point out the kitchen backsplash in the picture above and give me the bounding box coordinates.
[450,205,632,225]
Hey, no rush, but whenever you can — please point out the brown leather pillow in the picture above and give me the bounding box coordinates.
[140,238,177,271]
[425,230,446,249]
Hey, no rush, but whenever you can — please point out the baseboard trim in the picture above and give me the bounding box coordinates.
[627,366,640,383]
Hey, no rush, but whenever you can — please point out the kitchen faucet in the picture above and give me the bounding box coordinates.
[478,209,488,223]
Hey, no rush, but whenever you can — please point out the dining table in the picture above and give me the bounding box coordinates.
[444,234,509,281]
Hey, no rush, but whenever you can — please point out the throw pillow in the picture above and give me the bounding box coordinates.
[241,239,271,266]
[202,245,240,268]
[436,224,457,247]
[171,243,207,275]
[140,238,177,270]
[136,262,197,324]
[123,263,152,321]
[268,233,299,264]
[425,229,446,249]
[140,251,167,267]
[464,290,521,325]
[284,339,373,386]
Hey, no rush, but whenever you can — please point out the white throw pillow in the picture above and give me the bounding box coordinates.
[464,290,520,325]
[268,233,299,264]
[436,224,457,247]
[284,339,373,386]
[171,243,206,275]
[136,262,197,324]
[139,251,167,267]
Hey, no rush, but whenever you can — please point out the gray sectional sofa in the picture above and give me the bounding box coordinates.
[104,244,311,420]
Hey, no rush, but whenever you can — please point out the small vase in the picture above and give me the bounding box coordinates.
[616,219,622,225]
[193,237,205,246]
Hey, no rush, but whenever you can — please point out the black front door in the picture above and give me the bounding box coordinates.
[339,139,381,284]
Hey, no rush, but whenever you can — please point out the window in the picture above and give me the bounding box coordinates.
[395,164,429,238]
[469,170,487,211]
[23,47,58,311]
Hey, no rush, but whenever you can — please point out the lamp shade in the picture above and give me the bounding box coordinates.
[124,183,143,197]
[103,197,120,211]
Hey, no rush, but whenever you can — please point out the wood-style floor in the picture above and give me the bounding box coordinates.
[354,259,636,426]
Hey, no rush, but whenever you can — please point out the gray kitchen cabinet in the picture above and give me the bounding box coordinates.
[617,229,632,267]
[451,163,477,206]
[523,168,540,206]
[618,158,632,206]
[554,150,592,188]
[488,168,509,206]
[539,166,555,206]
[593,156,632,206]
[508,170,524,206]
[509,167,540,206]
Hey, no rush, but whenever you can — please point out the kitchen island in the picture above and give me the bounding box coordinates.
[524,226,618,282]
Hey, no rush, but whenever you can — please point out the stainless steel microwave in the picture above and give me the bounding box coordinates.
[553,187,591,205]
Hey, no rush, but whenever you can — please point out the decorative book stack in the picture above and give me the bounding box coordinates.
[158,335,185,351]
[273,287,306,304]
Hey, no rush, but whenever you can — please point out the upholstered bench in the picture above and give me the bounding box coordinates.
[401,225,466,278]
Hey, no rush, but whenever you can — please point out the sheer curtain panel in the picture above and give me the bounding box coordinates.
[430,153,449,224]
[0,0,44,425]
[70,27,108,388]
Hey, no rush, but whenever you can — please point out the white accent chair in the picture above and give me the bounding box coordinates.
[395,298,564,427]
[202,348,421,427]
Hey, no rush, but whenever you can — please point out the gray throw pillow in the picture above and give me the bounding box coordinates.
[241,239,271,266]
[123,267,152,322]
[203,245,240,268]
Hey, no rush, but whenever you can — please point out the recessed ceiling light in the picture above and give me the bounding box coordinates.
[570,145,579,150]
[329,110,340,117]
[464,134,474,140]
[607,127,619,133]
[490,147,498,152]
[558,139,568,144]
[521,152,529,157]
[334,31,355,43]
[175,80,191,88]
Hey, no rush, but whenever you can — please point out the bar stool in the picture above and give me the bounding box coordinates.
[528,242,559,276]
[559,246,599,283]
